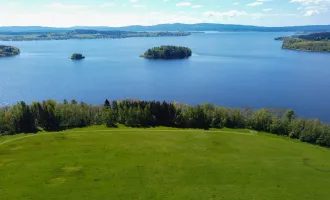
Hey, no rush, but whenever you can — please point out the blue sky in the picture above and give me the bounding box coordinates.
[0,0,329,27]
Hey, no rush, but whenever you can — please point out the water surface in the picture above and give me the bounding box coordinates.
[1,32,330,120]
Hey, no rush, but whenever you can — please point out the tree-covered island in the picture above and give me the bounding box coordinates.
[140,46,192,59]
[0,45,20,57]
[275,32,330,52]
[70,53,85,60]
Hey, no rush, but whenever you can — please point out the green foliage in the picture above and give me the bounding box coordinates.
[0,45,20,57]
[279,32,330,52]
[1,102,37,133]
[0,30,190,41]
[70,53,85,60]
[141,46,192,59]
[297,32,330,41]
[1,99,330,148]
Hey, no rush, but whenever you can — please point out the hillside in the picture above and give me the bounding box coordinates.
[1,126,329,200]
[1,23,330,32]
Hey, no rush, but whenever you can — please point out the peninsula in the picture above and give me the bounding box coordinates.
[276,32,330,52]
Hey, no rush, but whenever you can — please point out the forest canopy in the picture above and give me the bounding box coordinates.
[276,32,330,52]
[1,99,330,149]
[0,30,190,41]
[70,53,85,60]
[141,46,192,59]
[0,45,20,57]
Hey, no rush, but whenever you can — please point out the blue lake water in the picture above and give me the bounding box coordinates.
[0,32,330,121]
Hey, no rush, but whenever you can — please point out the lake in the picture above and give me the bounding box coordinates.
[0,32,330,121]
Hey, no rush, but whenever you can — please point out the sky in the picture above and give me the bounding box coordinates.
[0,0,330,27]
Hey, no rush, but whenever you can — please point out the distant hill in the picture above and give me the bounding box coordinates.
[0,26,69,32]
[1,23,330,32]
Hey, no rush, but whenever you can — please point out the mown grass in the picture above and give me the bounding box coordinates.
[1,127,330,200]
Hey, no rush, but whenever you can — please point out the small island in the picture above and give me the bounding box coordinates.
[0,45,20,57]
[140,46,192,59]
[276,32,330,52]
[70,53,85,60]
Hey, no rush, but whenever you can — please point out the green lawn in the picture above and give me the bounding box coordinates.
[1,127,330,200]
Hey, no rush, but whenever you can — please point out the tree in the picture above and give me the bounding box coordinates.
[104,99,110,108]
[42,100,60,131]
[251,109,272,132]
[285,110,296,122]
[102,108,115,127]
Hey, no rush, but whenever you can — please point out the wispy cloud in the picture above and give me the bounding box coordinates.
[192,5,203,8]
[100,3,116,8]
[263,8,272,11]
[291,0,330,16]
[46,3,87,9]
[247,1,263,6]
[176,2,191,7]
[204,9,295,20]
[133,4,146,8]
[247,0,273,7]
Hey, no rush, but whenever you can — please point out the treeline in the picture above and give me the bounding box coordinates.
[0,30,190,41]
[282,39,330,52]
[297,32,330,41]
[141,46,192,59]
[1,99,330,148]
[276,32,330,52]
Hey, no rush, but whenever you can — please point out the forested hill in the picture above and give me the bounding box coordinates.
[1,23,330,33]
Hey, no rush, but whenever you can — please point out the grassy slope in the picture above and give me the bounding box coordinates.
[1,127,330,200]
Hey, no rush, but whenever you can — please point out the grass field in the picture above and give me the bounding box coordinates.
[1,126,330,200]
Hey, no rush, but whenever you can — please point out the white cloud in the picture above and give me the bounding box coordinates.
[46,3,87,9]
[246,0,274,6]
[0,1,318,27]
[130,0,138,2]
[204,10,248,18]
[176,2,191,6]
[192,5,203,8]
[233,2,239,5]
[291,0,330,16]
[100,3,116,8]
[263,8,272,11]
[247,2,264,6]
[133,4,146,8]
[204,9,296,21]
